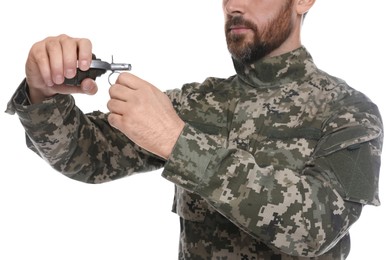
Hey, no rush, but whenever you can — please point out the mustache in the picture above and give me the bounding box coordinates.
[225,15,257,32]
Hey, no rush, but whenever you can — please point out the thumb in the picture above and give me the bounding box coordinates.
[52,78,98,95]
[79,78,98,95]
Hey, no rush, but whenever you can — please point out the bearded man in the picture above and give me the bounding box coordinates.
[7,0,383,259]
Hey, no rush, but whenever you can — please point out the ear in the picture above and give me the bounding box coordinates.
[295,0,316,16]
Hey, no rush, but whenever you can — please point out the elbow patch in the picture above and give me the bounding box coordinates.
[313,124,382,206]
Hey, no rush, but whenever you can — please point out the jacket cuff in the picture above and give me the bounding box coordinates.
[161,124,229,193]
[5,79,32,115]
[5,78,74,127]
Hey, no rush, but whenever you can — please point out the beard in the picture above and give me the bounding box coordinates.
[225,2,294,64]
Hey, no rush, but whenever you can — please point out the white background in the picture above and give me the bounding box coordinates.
[0,0,389,259]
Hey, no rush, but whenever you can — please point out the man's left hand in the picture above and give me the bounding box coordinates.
[107,72,185,159]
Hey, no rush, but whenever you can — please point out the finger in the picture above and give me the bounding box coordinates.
[115,72,143,90]
[107,112,124,131]
[116,73,159,97]
[77,38,93,71]
[107,98,125,115]
[61,37,78,79]
[45,35,66,85]
[48,79,96,95]
[109,84,133,102]
[49,76,97,96]
[80,78,98,95]
[28,41,54,87]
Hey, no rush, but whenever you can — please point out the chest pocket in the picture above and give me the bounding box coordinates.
[186,121,222,136]
[178,88,229,136]
[248,126,322,171]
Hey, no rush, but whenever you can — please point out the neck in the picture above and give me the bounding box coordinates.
[233,46,316,87]
[266,15,303,58]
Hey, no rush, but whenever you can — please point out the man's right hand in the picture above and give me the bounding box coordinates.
[25,34,98,104]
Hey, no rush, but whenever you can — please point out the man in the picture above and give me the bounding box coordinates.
[6,0,383,259]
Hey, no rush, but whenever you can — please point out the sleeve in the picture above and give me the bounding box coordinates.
[7,79,165,183]
[161,91,383,257]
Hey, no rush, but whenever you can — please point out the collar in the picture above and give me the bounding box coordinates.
[233,46,317,88]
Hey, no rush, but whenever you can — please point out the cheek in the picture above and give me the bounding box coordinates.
[250,0,293,28]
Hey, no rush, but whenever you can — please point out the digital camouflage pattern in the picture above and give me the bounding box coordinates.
[7,47,383,259]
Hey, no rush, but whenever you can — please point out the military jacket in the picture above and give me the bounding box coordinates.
[7,47,383,259]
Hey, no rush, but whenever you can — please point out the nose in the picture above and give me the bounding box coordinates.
[223,0,248,15]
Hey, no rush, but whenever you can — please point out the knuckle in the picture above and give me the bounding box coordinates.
[58,34,70,42]
[45,38,59,52]
[107,98,120,112]
[107,99,113,110]
[107,113,119,128]
[59,35,75,48]
[33,50,47,64]
[30,42,46,61]
[79,37,92,46]
[116,72,126,83]
[108,85,117,97]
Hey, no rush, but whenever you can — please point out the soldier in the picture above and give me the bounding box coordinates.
[6,0,383,259]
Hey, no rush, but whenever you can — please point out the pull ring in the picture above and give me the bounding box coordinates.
[108,71,120,86]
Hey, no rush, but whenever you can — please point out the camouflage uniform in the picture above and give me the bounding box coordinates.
[7,47,383,259]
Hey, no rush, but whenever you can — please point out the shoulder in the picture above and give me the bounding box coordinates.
[182,76,235,93]
[166,76,235,105]
[308,67,376,109]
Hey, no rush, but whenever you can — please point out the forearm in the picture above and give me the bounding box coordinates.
[162,124,362,257]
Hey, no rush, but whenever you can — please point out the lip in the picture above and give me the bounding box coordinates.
[229,25,251,34]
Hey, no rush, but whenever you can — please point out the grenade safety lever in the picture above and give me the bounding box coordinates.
[63,54,132,86]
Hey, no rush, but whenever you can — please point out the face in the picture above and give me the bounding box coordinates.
[223,0,295,64]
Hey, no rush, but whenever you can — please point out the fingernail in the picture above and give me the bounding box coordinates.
[55,75,63,85]
[65,69,75,78]
[46,80,54,87]
[83,84,92,92]
[79,60,89,70]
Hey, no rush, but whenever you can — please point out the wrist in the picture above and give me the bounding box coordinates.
[26,82,55,104]
[160,121,185,160]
